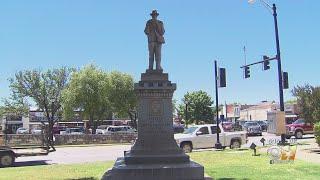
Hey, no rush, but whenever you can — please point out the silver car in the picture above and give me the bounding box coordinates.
[16,127,29,134]
[243,122,262,136]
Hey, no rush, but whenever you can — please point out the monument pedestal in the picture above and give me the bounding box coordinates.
[102,70,205,180]
[103,158,204,180]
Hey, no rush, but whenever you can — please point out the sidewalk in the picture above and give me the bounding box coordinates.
[296,139,320,164]
[259,139,320,164]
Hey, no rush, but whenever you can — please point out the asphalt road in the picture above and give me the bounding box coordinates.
[14,133,315,167]
[15,145,131,166]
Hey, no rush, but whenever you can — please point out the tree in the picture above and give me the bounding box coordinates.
[108,71,137,128]
[8,67,72,150]
[292,84,320,123]
[177,91,214,125]
[1,96,29,117]
[62,64,111,134]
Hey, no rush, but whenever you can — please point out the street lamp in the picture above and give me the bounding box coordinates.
[249,0,284,112]
[250,0,287,143]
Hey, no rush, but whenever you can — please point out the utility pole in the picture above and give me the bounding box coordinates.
[225,101,228,121]
[185,101,189,128]
[272,3,284,112]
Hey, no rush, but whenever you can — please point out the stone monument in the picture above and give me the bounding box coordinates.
[102,10,205,180]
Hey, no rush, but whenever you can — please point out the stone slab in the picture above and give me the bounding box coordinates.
[102,158,205,180]
[124,152,190,164]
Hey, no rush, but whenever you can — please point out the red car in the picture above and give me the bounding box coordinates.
[286,119,314,139]
[222,122,233,132]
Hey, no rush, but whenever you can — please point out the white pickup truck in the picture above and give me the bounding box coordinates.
[174,124,247,153]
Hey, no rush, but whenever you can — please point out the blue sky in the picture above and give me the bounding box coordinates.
[0,0,319,105]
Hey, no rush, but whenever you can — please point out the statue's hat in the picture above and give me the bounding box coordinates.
[150,10,159,16]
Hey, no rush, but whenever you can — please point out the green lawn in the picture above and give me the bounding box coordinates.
[190,150,320,180]
[0,161,114,180]
[0,150,319,180]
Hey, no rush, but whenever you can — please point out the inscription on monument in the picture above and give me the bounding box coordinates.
[150,100,162,116]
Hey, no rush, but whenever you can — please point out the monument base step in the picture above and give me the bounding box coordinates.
[124,152,190,164]
[102,158,205,180]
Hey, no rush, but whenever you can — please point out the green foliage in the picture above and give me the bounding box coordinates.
[108,71,136,118]
[1,97,29,117]
[62,64,111,129]
[292,84,320,123]
[62,64,137,130]
[178,90,214,125]
[8,67,73,117]
[315,122,320,146]
[6,67,73,149]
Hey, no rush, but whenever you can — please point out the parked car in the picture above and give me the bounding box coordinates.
[105,126,136,133]
[222,122,233,132]
[53,126,67,135]
[174,124,247,153]
[60,127,85,135]
[257,120,268,131]
[173,124,185,134]
[286,119,314,139]
[31,128,42,135]
[96,125,109,134]
[233,121,243,131]
[243,121,262,136]
[16,127,29,134]
[238,120,247,130]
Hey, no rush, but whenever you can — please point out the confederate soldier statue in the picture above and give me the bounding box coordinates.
[144,10,165,70]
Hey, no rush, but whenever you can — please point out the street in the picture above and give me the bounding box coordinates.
[14,133,316,166]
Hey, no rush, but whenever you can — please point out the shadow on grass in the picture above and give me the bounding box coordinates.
[64,178,98,180]
[13,160,49,167]
[310,149,320,154]
[236,148,249,151]
[300,136,315,140]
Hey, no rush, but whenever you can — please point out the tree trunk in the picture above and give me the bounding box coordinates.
[48,119,56,151]
[128,111,137,129]
[88,114,95,134]
[92,120,98,134]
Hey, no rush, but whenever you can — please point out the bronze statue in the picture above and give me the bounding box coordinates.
[144,10,165,70]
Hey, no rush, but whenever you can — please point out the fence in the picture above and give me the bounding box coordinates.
[1,133,137,146]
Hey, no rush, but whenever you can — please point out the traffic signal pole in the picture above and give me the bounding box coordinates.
[273,3,284,112]
[214,60,222,149]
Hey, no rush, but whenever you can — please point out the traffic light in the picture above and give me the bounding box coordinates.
[283,72,289,89]
[244,66,250,78]
[263,55,270,70]
[219,68,226,87]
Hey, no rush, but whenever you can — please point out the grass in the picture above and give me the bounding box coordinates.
[189,149,320,180]
[0,161,114,180]
[0,150,319,180]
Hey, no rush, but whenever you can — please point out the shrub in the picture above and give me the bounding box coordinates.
[314,122,320,146]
